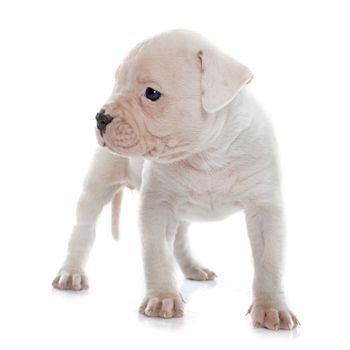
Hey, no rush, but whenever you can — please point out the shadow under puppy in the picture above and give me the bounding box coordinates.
[53,29,299,331]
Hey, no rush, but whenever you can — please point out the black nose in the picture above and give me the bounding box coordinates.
[96,109,113,135]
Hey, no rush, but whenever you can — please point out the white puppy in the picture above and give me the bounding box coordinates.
[53,30,299,330]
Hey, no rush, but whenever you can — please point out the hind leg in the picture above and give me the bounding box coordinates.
[52,147,128,291]
[174,222,217,281]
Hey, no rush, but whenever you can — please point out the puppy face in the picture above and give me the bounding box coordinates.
[96,30,253,162]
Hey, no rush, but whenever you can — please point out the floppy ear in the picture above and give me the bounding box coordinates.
[198,47,253,113]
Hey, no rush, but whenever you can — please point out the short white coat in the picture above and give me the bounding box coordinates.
[53,30,299,330]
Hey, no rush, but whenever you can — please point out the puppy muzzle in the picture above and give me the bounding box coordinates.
[95,109,142,155]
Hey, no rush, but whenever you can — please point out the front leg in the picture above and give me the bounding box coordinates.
[52,147,128,291]
[138,200,184,318]
[245,202,299,330]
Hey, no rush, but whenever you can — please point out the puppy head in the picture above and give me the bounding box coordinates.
[96,30,253,162]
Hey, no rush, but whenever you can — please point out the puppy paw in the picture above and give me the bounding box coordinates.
[52,268,89,291]
[139,293,184,318]
[247,301,299,330]
[184,266,217,281]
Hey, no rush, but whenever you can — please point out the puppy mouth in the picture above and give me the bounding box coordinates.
[99,133,192,162]
[144,151,189,163]
[142,140,194,163]
[96,128,107,147]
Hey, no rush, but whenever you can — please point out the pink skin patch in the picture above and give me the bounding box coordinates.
[95,110,146,157]
[104,116,139,149]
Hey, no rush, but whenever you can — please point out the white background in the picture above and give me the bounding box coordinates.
[0,0,349,349]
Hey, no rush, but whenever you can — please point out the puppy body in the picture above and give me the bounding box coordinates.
[137,89,277,224]
[53,30,298,330]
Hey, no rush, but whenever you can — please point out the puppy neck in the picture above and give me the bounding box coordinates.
[180,89,254,172]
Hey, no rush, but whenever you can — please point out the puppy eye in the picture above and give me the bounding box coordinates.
[145,87,161,101]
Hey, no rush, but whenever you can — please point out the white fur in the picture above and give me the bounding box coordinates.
[53,30,299,330]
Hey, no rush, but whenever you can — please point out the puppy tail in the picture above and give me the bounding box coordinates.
[111,188,124,240]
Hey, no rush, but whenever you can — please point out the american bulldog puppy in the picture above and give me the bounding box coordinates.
[53,29,299,330]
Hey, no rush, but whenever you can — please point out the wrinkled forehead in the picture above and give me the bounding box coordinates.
[116,38,200,92]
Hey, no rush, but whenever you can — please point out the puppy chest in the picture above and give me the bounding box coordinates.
[178,194,241,221]
[175,172,242,222]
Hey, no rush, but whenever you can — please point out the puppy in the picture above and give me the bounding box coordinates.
[53,30,299,330]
